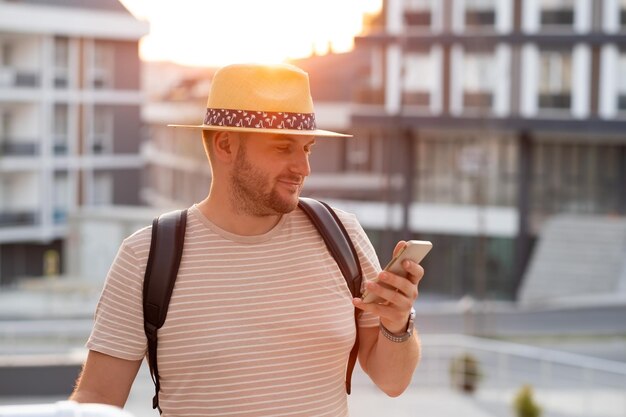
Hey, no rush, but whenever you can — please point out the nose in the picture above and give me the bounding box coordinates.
[290,148,311,178]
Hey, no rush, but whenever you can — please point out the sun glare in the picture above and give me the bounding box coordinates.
[120,0,382,67]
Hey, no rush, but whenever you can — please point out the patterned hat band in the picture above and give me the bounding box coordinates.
[204,108,317,131]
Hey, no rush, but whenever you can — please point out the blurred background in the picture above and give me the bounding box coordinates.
[0,0,625,416]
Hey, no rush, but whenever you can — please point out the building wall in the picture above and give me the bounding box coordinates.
[0,0,147,284]
[350,0,626,299]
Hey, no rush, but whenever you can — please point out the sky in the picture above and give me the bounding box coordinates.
[119,0,383,67]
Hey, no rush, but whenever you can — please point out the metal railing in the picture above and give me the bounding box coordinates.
[418,334,626,417]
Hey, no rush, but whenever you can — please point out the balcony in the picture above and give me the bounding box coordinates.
[403,91,430,107]
[0,140,39,156]
[53,208,67,224]
[541,10,574,27]
[353,86,385,105]
[54,75,69,89]
[53,143,68,155]
[463,92,493,111]
[0,68,40,88]
[465,10,496,28]
[539,93,571,109]
[404,11,431,28]
[0,210,38,228]
[619,94,626,112]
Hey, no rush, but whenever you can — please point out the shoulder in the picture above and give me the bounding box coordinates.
[119,225,152,260]
[328,206,363,234]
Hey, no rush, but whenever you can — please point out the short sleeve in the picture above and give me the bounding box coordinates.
[86,231,150,361]
[333,209,381,328]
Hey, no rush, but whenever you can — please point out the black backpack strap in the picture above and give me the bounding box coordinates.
[142,209,187,413]
[297,197,362,394]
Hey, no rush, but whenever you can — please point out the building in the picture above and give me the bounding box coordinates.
[140,0,626,302]
[0,0,148,284]
[352,0,626,300]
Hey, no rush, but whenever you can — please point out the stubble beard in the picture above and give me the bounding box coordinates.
[230,143,300,217]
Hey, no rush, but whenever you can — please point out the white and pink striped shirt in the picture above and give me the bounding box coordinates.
[87,204,381,417]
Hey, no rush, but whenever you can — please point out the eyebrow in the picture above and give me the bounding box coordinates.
[272,136,316,146]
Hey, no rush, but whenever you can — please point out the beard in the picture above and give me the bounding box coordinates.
[229,142,301,216]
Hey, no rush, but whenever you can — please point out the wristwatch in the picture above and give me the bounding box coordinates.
[379,307,416,343]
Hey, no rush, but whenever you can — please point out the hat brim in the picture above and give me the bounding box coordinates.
[167,124,352,138]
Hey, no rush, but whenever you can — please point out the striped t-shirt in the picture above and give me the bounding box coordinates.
[87,204,381,417]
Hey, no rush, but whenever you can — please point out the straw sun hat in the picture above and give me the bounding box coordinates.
[168,63,351,138]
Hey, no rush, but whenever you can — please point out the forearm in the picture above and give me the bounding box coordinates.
[364,330,420,397]
[69,388,122,406]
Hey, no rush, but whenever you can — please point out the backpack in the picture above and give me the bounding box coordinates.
[142,197,363,413]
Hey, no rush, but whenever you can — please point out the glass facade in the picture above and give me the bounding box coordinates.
[405,232,517,300]
[531,142,626,218]
[416,134,517,207]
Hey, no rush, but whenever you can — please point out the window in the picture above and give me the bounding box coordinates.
[403,52,433,107]
[539,51,572,110]
[532,142,625,215]
[465,0,496,29]
[1,42,12,66]
[405,0,432,28]
[463,52,495,111]
[53,37,69,88]
[619,53,626,111]
[92,42,114,89]
[53,104,68,155]
[540,0,575,28]
[91,108,113,154]
[93,172,113,205]
[53,171,69,223]
[346,134,372,172]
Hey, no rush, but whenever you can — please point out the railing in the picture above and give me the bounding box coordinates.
[404,11,431,27]
[0,68,40,88]
[0,211,38,228]
[465,10,496,28]
[541,10,575,26]
[463,92,493,110]
[539,93,572,110]
[618,94,626,112]
[0,141,39,157]
[419,335,626,417]
[353,86,385,105]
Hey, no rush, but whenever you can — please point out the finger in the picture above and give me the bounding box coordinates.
[379,271,418,300]
[401,261,425,285]
[363,279,413,309]
[392,240,407,258]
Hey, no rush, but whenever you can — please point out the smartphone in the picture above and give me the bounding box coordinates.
[361,240,432,304]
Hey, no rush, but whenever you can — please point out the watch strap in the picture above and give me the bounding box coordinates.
[379,307,415,343]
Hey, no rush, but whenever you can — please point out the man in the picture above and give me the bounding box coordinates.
[71,63,424,416]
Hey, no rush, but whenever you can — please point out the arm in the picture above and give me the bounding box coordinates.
[70,350,142,407]
[353,241,424,397]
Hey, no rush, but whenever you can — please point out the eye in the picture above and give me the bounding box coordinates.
[276,145,291,152]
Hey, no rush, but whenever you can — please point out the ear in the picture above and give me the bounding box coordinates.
[212,131,237,163]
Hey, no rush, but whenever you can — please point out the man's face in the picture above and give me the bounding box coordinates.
[229,132,315,216]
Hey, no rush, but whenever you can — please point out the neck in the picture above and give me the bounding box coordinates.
[197,192,283,236]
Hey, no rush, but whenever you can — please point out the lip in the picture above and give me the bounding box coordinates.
[277,178,302,192]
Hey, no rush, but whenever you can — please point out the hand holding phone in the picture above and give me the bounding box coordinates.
[361,240,432,304]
